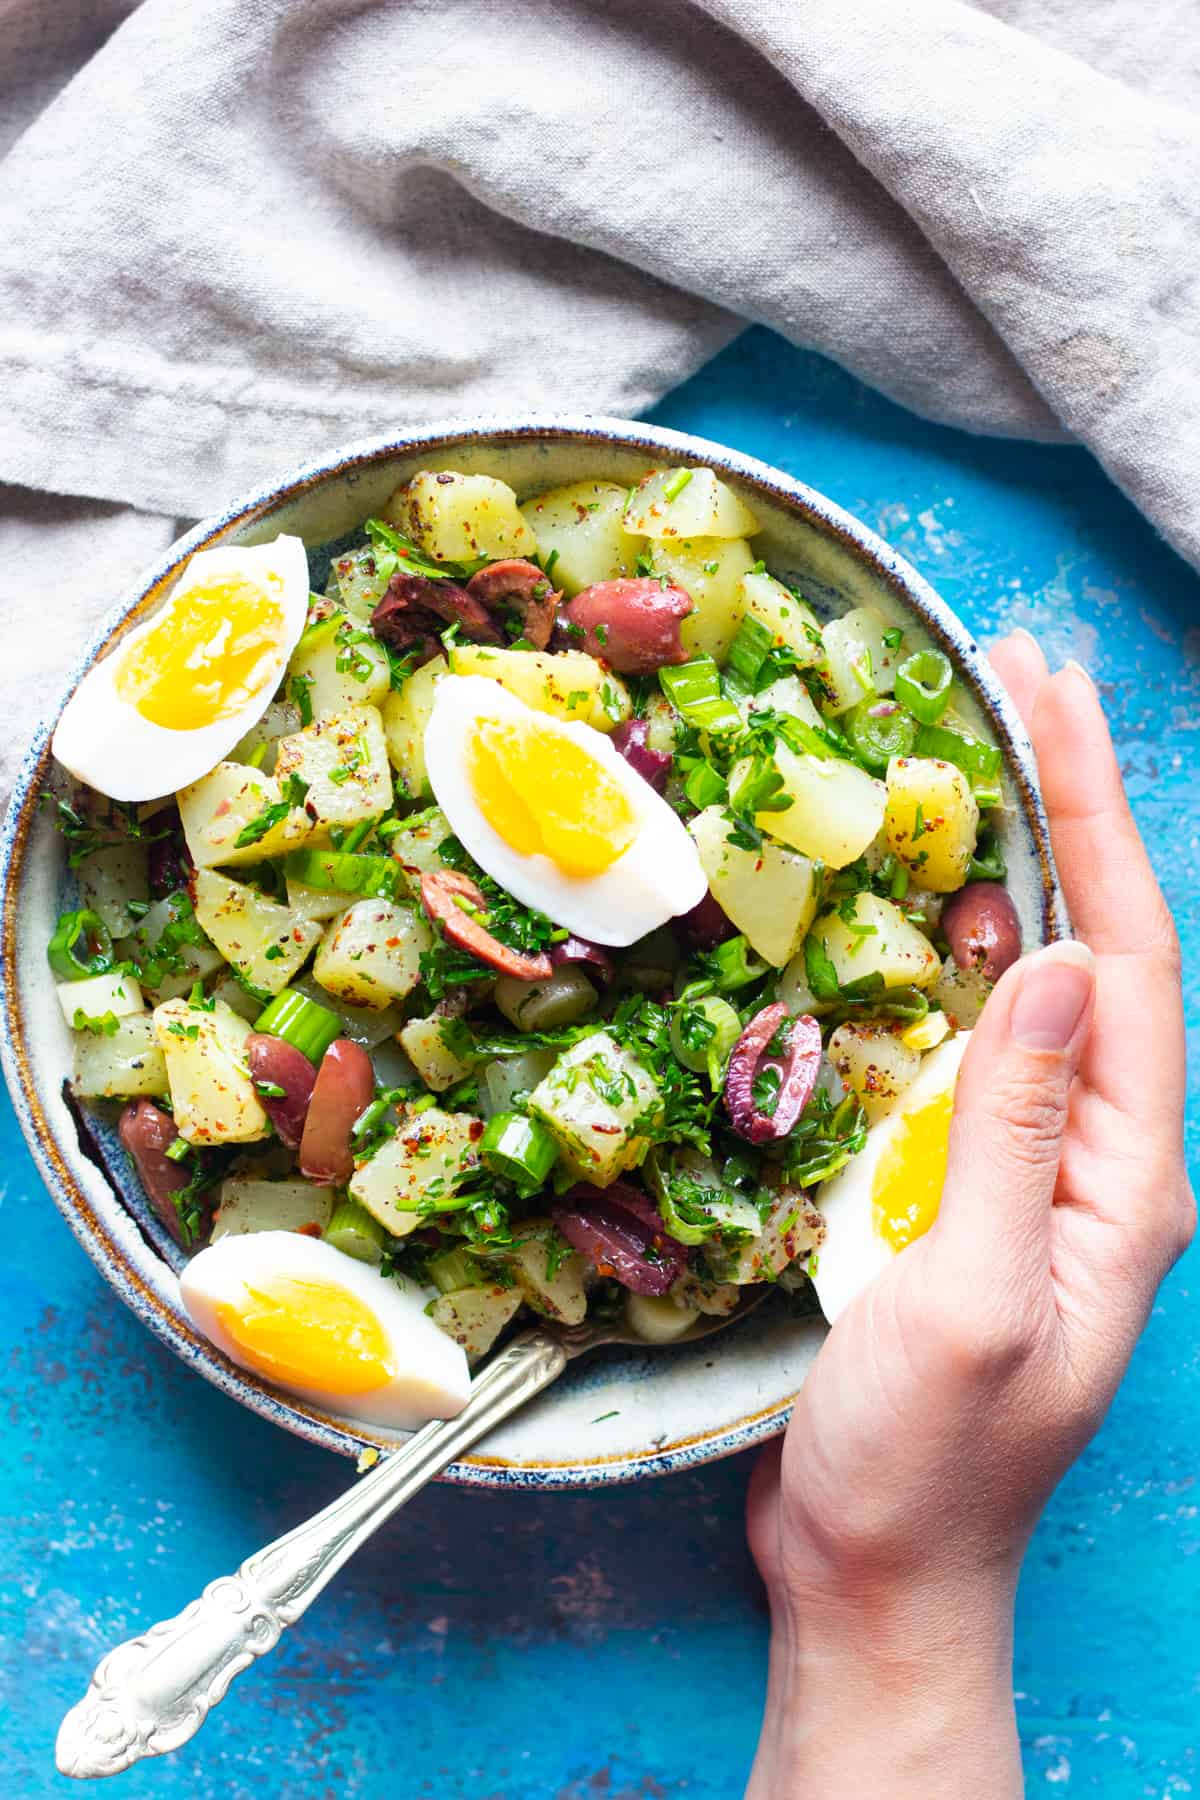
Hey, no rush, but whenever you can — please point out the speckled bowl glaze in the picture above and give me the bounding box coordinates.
[0,416,1068,1488]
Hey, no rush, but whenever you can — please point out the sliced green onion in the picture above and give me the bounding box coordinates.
[662,468,694,502]
[669,995,741,1080]
[915,721,1002,783]
[339,816,378,854]
[843,700,917,774]
[683,761,727,809]
[722,614,774,698]
[705,935,769,992]
[47,908,113,980]
[480,1112,559,1193]
[254,988,341,1064]
[895,650,953,725]
[428,1246,487,1295]
[284,847,399,901]
[658,657,741,736]
[324,1199,385,1264]
[972,783,1003,811]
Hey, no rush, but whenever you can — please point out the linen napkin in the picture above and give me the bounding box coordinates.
[1,0,1197,795]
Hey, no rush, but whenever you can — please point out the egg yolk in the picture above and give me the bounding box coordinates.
[467,717,637,877]
[115,574,286,730]
[871,1088,954,1253]
[215,1276,393,1396]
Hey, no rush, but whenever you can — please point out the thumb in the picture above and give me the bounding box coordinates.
[932,939,1095,1289]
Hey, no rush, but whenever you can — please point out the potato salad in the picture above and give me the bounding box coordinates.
[44,462,1024,1427]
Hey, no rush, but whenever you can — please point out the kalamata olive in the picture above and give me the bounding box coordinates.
[466,559,560,649]
[676,890,737,950]
[371,571,503,664]
[554,1181,688,1296]
[724,1004,823,1144]
[147,807,193,898]
[610,718,672,794]
[420,869,553,980]
[118,1098,202,1247]
[941,882,1022,983]
[557,578,693,674]
[551,934,615,986]
[299,1039,377,1185]
[246,1032,318,1149]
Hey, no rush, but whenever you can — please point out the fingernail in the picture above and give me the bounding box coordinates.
[1011,940,1094,1051]
[1011,626,1039,646]
[1064,657,1096,690]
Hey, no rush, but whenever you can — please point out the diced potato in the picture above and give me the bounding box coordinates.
[884,757,979,893]
[283,875,349,924]
[651,536,756,664]
[209,971,264,1022]
[73,1014,168,1100]
[431,1285,523,1361]
[625,1292,700,1344]
[494,967,598,1032]
[290,972,407,1047]
[152,997,270,1145]
[131,894,226,996]
[231,699,303,772]
[624,467,760,541]
[76,840,150,938]
[313,898,432,1009]
[740,571,823,666]
[398,1013,476,1092]
[328,546,394,623]
[211,1178,335,1241]
[709,1187,823,1284]
[929,956,991,1031]
[349,1106,481,1235]
[505,1220,588,1325]
[382,655,447,798]
[273,705,392,836]
[689,806,820,967]
[480,1051,557,1117]
[192,869,323,996]
[286,613,391,714]
[644,691,679,754]
[447,643,630,733]
[739,741,885,869]
[57,969,144,1029]
[827,1022,923,1122]
[390,807,454,898]
[518,479,640,595]
[384,470,538,562]
[177,762,313,870]
[817,608,899,714]
[527,1030,661,1185]
[813,892,941,992]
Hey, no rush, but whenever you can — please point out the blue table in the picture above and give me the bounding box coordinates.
[3,328,1197,1797]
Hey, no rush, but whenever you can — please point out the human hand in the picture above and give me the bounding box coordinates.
[745,636,1193,1798]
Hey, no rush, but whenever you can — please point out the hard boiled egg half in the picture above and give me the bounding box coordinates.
[180,1232,471,1429]
[52,535,310,802]
[811,1031,969,1323]
[424,674,706,945]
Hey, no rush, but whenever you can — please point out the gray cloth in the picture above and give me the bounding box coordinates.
[1,0,1198,794]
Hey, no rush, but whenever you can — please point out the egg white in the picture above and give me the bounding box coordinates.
[811,1031,970,1324]
[52,535,310,802]
[424,674,707,946]
[180,1231,471,1429]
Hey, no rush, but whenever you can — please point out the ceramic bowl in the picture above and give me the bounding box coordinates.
[0,415,1067,1488]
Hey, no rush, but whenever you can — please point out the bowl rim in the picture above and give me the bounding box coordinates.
[0,411,1067,1488]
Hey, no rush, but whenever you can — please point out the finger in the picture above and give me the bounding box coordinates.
[987,628,1049,732]
[745,1439,784,1590]
[931,940,1096,1299]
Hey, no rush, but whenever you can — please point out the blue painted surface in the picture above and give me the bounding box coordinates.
[2,326,1197,1796]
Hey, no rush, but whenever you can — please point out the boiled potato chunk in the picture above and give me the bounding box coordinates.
[624,467,760,541]
[518,480,640,595]
[212,1178,336,1241]
[827,1021,923,1122]
[328,546,395,622]
[389,807,454,899]
[447,643,630,732]
[57,968,144,1029]
[192,868,324,996]
[384,470,538,562]
[73,1013,168,1100]
[813,892,941,991]
[740,571,823,666]
[286,613,390,714]
[398,1012,476,1092]
[625,1292,700,1344]
[177,762,313,870]
[884,756,979,893]
[505,1219,589,1325]
[650,535,755,665]
[736,672,824,731]
[313,898,432,1008]
[349,1106,481,1235]
[689,806,820,967]
[818,608,900,714]
[152,997,270,1145]
[431,1285,523,1361]
[382,655,446,798]
[273,705,392,835]
[76,840,151,938]
[232,699,303,772]
[528,1031,661,1185]
[742,742,886,869]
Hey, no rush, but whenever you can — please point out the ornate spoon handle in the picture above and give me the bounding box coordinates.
[55,1330,566,1780]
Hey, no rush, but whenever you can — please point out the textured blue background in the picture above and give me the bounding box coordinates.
[2,329,1197,1797]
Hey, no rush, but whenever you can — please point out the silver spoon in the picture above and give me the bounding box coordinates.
[55,1300,763,1780]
